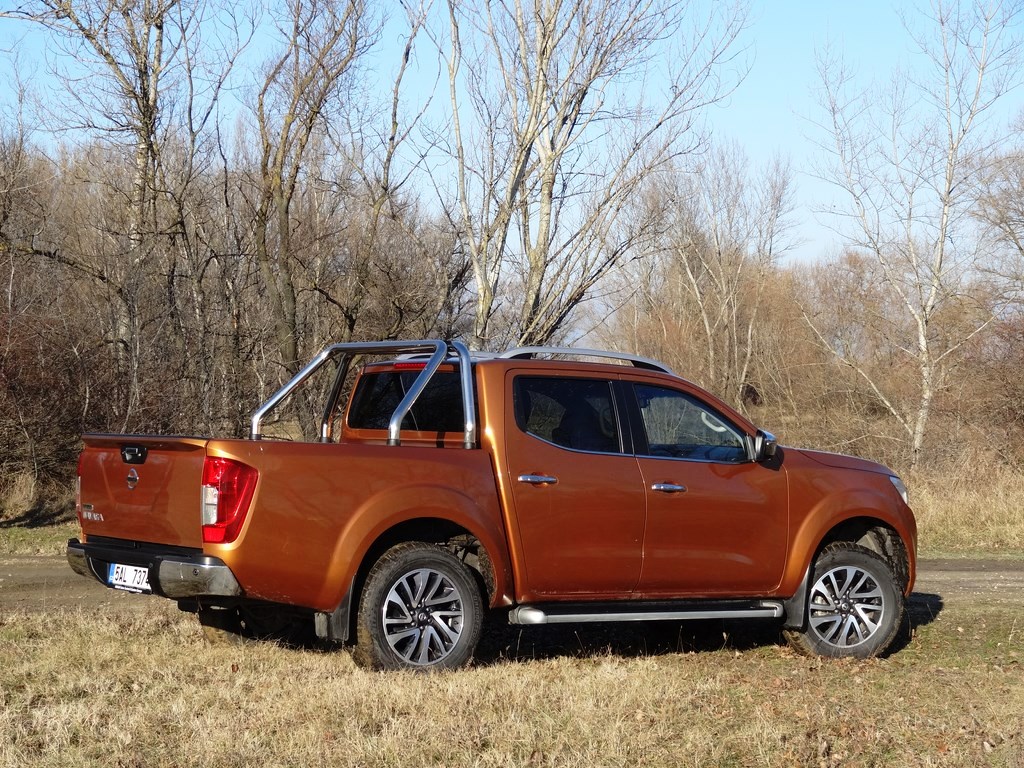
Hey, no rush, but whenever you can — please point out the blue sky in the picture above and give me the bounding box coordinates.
[2,1,1018,264]
[708,1,919,261]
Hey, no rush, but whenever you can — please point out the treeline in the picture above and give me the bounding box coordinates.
[1,0,1023,520]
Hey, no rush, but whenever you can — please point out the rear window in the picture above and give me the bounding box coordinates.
[513,376,621,454]
[347,370,465,433]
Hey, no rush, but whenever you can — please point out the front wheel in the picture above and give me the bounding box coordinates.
[354,542,483,671]
[785,542,904,659]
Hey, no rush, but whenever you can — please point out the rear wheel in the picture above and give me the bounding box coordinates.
[354,542,483,670]
[785,542,903,659]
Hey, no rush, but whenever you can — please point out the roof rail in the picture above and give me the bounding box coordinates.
[498,346,673,374]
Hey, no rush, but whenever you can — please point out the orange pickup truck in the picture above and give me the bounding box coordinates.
[68,340,916,669]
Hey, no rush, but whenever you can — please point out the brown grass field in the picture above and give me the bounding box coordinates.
[0,572,1022,767]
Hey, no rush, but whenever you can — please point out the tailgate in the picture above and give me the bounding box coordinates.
[78,434,209,548]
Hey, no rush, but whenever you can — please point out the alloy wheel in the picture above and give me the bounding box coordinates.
[807,564,887,649]
[382,567,466,666]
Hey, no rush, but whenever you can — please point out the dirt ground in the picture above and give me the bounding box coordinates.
[2,554,1022,615]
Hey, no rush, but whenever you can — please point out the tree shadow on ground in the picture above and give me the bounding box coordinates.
[0,503,74,529]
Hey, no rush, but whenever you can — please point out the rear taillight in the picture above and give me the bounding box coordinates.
[201,457,258,544]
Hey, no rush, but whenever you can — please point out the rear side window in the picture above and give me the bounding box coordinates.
[348,370,465,432]
[514,377,621,454]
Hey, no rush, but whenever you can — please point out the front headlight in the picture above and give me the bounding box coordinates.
[889,475,909,505]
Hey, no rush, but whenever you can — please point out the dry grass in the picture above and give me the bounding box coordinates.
[0,523,78,556]
[0,473,36,521]
[1,594,1022,768]
[912,468,1024,555]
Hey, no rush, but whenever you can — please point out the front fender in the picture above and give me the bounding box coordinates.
[780,485,917,598]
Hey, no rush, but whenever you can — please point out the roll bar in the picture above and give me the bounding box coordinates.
[250,340,477,448]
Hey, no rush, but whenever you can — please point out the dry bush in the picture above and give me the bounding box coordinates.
[0,471,36,520]
[912,464,1024,554]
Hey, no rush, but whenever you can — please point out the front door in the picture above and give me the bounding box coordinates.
[503,372,646,597]
[627,382,789,596]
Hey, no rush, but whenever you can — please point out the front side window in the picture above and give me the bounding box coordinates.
[514,377,621,454]
[634,384,747,463]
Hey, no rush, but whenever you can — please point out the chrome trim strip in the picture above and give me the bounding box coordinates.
[67,541,243,599]
[509,606,548,625]
[517,474,558,485]
[387,343,447,446]
[451,340,477,449]
[650,483,687,493]
[252,340,478,449]
[509,602,784,625]
[250,340,445,441]
[66,543,92,579]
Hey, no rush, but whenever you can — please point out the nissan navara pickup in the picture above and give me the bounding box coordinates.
[68,340,917,669]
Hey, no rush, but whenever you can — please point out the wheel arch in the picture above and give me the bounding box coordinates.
[819,517,911,591]
[782,515,913,630]
[316,512,506,644]
[354,517,498,610]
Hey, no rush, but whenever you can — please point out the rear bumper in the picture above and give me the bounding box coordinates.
[67,538,242,599]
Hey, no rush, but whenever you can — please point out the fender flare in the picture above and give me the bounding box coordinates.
[313,484,513,634]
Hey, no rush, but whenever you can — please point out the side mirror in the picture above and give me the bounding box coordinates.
[753,430,778,462]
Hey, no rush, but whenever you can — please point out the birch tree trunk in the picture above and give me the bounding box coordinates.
[807,0,1023,468]
[441,0,748,349]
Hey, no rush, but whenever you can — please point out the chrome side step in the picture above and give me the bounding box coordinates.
[508,600,784,626]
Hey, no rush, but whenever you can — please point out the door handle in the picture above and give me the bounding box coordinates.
[651,483,686,493]
[518,474,558,485]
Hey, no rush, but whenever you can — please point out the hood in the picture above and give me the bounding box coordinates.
[794,448,893,476]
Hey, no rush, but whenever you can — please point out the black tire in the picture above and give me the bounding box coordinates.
[784,541,904,659]
[354,542,483,671]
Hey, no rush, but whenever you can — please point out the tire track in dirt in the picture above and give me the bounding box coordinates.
[3,555,1022,613]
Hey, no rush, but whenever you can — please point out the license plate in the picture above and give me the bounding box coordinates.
[108,563,152,593]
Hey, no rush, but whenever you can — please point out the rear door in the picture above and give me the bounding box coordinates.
[503,372,646,597]
[626,382,789,596]
[78,435,208,548]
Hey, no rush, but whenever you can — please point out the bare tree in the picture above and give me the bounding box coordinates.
[1,0,252,427]
[662,146,791,404]
[978,136,1024,293]
[246,0,375,376]
[314,4,470,343]
[0,79,55,268]
[439,0,748,349]
[808,0,1024,467]
[601,145,793,408]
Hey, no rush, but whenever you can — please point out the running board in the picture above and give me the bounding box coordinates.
[508,600,784,626]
